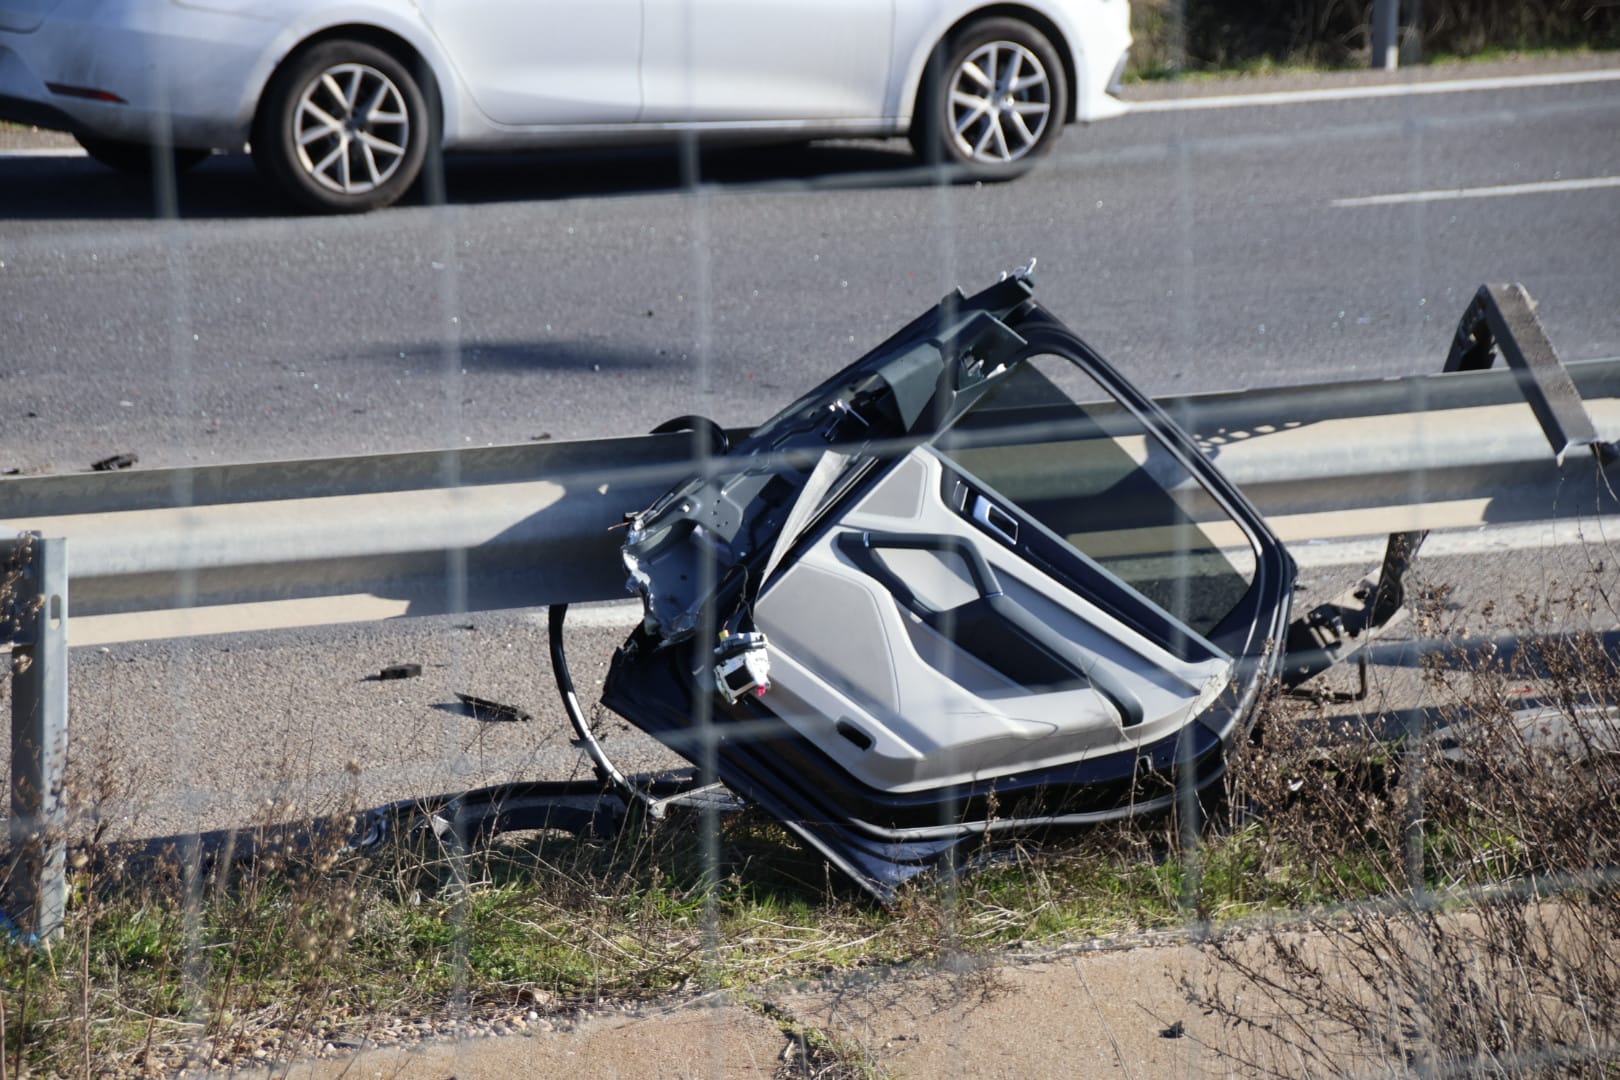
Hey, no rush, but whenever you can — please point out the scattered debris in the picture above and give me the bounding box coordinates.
[377,663,422,680]
[455,692,532,723]
[91,452,139,471]
[0,905,41,946]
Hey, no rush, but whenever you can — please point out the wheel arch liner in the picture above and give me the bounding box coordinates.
[251,11,468,147]
[891,1,1092,125]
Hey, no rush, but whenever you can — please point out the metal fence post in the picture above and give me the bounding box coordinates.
[1372,0,1400,69]
[5,534,68,942]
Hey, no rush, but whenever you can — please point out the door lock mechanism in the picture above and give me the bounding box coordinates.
[714,631,772,704]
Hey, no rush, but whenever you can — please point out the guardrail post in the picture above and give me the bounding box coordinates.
[1372,0,1400,69]
[1444,283,1615,464]
[4,534,68,943]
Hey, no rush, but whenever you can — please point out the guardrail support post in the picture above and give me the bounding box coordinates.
[1445,283,1615,464]
[1372,0,1400,70]
[5,534,68,943]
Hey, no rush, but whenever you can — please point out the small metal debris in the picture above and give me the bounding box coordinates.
[91,452,138,471]
[455,692,532,723]
[378,663,421,680]
[1160,1021,1186,1039]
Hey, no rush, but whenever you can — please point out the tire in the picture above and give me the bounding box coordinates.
[253,39,432,213]
[77,135,209,177]
[911,17,1068,180]
[650,415,730,456]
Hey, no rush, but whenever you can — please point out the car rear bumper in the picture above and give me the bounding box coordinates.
[0,2,270,148]
[0,86,69,130]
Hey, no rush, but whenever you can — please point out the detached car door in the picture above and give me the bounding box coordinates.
[752,345,1281,797]
[416,0,641,125]
[639,0,894,123]
[598,275,1294,899]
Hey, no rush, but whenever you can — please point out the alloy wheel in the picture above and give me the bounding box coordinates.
[948,42,1053,164]
[293,62,411,195]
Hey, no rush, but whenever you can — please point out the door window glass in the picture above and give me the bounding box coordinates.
[935,354,1257,636]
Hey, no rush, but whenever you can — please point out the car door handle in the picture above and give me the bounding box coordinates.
[836,530,1002,604]
[834,530,1144,726]
[971,494,1019,546]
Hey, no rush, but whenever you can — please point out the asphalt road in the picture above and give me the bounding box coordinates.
[3,58,1618,477]
[3,57,1620,839]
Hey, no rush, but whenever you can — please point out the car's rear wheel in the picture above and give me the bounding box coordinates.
[911,17,1068,180]
[77,135,210,177]
[253,40,431,213]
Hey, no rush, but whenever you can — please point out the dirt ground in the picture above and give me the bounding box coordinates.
[238,937,1329,1080]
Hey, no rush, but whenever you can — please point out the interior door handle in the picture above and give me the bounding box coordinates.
[834,530,1144,726]
[971,494,1019,546]
[835,530,1001,604]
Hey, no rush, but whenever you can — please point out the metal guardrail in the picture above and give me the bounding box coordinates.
[3,358,1618,630]
[3,283,1618,939]
[1372,0,1403,69]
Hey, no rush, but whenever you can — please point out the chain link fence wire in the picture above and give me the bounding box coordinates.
[3,2,1620,1076]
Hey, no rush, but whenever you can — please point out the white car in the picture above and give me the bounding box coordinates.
[0,0,1131,211]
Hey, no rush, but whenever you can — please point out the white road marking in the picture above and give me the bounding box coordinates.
[526,601,643,629]
[48,597,643,647]
[1332,175,1620,207]
[1285,515,1620,568]
[1128,68,1620,113]
[0,146,85,157]
[64,595,412,647]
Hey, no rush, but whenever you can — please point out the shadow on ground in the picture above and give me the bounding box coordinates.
[360,339,676,374]
[0,140,932,222]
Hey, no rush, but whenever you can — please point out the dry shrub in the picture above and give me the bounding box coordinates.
[1191,589,1620,1076]
[1,787,380,1077]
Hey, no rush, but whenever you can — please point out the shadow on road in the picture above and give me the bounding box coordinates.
[360,339,678,375]
[0,140,931,221]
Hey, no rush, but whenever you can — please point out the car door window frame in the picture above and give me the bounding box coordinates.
[923,326,1289,663]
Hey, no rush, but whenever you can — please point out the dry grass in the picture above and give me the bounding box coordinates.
[1188,586,1620,1076]
[6,539,1620,1077]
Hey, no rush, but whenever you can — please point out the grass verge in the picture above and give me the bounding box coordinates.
[5,570,1619,1078]
[6,616,1613,1077]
